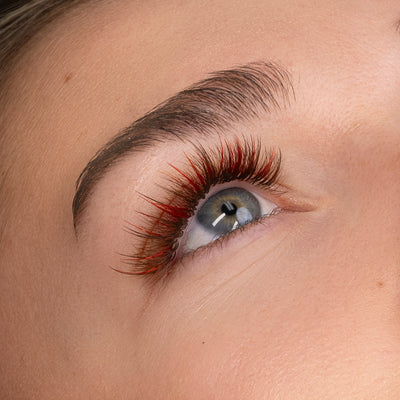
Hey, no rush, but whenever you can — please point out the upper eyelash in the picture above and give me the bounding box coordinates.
[113,136,281,279]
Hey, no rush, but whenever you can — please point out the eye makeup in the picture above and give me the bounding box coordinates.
[114,136,282,278]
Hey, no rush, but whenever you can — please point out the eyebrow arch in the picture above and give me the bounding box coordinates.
[72,61,294,229]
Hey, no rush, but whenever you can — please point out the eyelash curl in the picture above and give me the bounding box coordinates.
[115,136,281,278]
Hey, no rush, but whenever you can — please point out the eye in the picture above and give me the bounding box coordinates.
[117,137,282,277]
[181,185,278,253]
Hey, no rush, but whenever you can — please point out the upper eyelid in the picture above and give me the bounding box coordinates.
[72,61,295,232]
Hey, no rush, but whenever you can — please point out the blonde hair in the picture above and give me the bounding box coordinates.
[0,0,85,91]
[0,0,87,241]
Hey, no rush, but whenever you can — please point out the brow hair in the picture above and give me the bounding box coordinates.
[72,61,294,228]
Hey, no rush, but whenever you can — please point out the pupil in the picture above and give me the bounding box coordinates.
[221,201,237,216]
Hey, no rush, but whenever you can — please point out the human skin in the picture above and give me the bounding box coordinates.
[1,0,400,398]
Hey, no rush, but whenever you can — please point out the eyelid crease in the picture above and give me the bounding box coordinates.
[73,61,294,230]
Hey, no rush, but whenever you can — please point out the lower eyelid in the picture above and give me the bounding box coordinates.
[173,209,289,277]
[180,205,283,258]
[178,182,278,254]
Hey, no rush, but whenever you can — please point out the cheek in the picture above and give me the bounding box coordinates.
[129,214,400,399]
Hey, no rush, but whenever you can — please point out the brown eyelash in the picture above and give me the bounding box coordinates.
[112,136,281,279]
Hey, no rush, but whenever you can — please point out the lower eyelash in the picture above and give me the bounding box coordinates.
[114,136,281,278]
[177,208,281,269]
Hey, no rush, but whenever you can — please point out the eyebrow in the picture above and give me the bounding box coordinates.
[72,61,294,229]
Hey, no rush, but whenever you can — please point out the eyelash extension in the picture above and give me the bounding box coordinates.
[115,136,281,278]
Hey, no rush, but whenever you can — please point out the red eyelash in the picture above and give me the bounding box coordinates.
[113,136,281,278]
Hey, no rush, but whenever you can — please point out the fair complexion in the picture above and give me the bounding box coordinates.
[1,0,400,398]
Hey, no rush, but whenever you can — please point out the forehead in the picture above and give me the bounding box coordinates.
[4,0,399,123]
[1,0,400,212]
